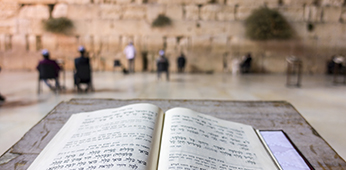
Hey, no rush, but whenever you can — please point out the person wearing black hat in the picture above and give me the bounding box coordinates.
[36,49,61,91]
[74,46,92,92]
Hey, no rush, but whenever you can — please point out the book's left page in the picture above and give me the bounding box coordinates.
[28,103,164,170]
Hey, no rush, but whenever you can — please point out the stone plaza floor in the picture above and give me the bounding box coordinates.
[0,71,345,160]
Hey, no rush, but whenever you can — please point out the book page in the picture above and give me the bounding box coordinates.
[28,103,164,170]
[157,108,279,170]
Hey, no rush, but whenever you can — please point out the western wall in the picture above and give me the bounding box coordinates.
[0,0,346,73]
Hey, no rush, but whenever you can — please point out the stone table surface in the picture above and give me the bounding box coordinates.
[0,99,345,170]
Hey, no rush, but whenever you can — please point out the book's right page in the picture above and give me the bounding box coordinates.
[157,108,279,170]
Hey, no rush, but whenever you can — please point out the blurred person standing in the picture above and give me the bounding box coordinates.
[240,53,252,73]
[177,52,186,73]
[157,50,169,81]
[74,46,92,92]
[124,42,136,73]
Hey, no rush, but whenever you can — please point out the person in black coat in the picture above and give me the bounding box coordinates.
[74,46,92,92]
[240,53,252,73]
[177,52,186,73]
[157,50,169,81]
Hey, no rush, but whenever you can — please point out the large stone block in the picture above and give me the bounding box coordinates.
[123,5,147,20]
[41,35,57,51]
[52,3,68,18]
[28,19,45,35]
[0,19,15,34]
[0,34,6,51]
[92,35,103,53]
[146,4,166,23]
[226,0,275,6]
[145,35,164,51]
[108,35,121,52]
[147,20,197,36]
[100,4,122,20]
[67,5,99,20]
[19,5,50,20]
[313,23,346,42]
[304,5,323,22]
[28,35,36,52]
[0,1,19,19]
[56,35,78,52]
[0,34,5,51]
[321,0,344,6]
[4,34,12,51]
[158,0,208,5]
[16,19,45,34]
[277,6,304,22]
[211,35,228,52]
[236,6,256,21]
[57,0,90,4]
[12,34,27,52]
[107,20,151,35]
[200,5,221,21]
[217,5,235,21]
[18,0,57,4]
[116,0,133,4]
[133,35,143,52]
[184,5,199,20]
[17,19,31,34]
[191,35,211,49]
[289,22,309,39]
[322,6,342,23]
[282,0,314,6]
[72,20,92,35]
[97,36,110,53]
[97,0,113,4]
[166,5,183,20]
[166,37,177,51]
[194,21,235,36]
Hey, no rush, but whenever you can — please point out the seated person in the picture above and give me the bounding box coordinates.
[240,53,252,73]
[157,50,169,81]
[74,46,92,92]
[37,49,61,91]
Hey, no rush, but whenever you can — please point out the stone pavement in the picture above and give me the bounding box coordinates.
[0,71,345,161]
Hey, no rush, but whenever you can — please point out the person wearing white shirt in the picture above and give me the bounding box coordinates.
[124,42,136,73]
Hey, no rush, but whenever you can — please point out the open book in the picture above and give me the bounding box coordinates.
[28,103,286,170]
